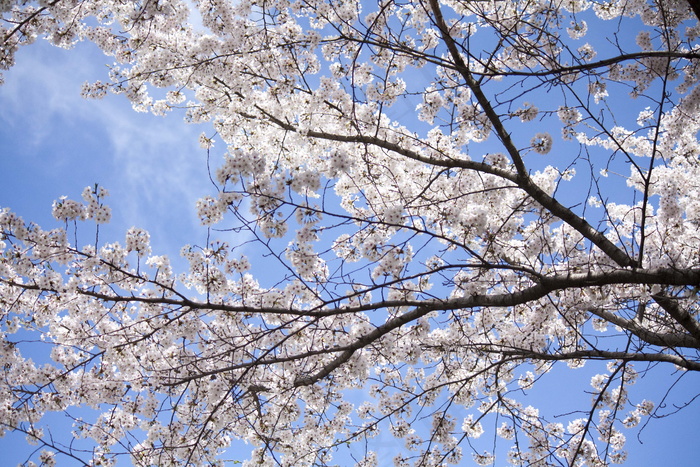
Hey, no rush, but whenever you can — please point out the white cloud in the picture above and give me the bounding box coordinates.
[0,39,217,258]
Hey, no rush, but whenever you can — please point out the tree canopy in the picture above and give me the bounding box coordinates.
[2,0,700,465]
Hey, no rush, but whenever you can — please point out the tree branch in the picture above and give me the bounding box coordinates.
[687,0,700,22]
[502,348,700,371]
[427,0,638,269]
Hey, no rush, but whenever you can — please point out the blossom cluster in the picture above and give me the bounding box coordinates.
[3,0,700,466]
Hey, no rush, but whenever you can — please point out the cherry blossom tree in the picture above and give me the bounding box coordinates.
[3,0,700,465]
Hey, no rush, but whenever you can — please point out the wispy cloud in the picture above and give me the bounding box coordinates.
[0,40,217,258]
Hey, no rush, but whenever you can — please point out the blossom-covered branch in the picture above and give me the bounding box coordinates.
[3,0,700,465]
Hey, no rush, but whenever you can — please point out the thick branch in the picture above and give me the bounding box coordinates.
[502,348,700,371]
[483,51,700,77]
[5,267,700,318]
[293,305,432,387]
[652,293,700,342]
[587,305,700,349]
[688,0,700,22]
[345,33,700,78]
[249,105,519,181]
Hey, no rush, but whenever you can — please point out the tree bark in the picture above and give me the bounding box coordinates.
[688,0,700,22]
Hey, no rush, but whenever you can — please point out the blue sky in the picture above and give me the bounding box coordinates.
[1,29,700,467]
[0,40,213,258]
[0,39,219,466]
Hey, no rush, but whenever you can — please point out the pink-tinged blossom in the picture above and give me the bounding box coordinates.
[125,227,151,257]
[1,0,699,466]
[531,132,553,154]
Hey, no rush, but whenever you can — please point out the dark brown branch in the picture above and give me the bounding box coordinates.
[482,51,700,78]
[502,348,700,371]
[247,105,518,181]
[652,293,700,342]
[293,305,431,387]
[687,0,700,22]
[5,266,700,318]
[587,305,700,348]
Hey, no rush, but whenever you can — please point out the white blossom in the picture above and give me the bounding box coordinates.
[1,0,697,465]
